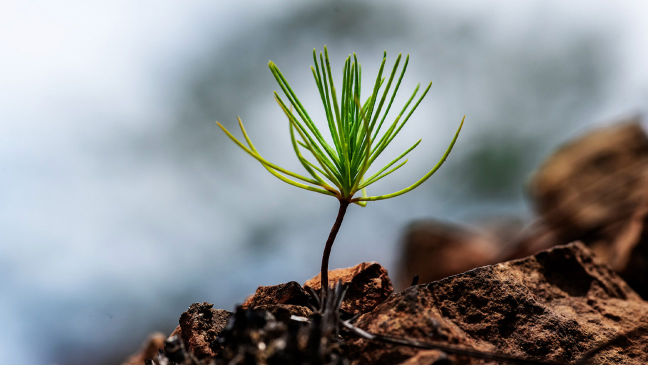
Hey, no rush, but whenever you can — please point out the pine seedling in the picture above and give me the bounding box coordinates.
[217,46,464,299]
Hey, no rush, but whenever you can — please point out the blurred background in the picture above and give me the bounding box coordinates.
[1,0,648,364]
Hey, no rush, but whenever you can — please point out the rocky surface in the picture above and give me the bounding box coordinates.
[122,118,648,365]
[143,294,347,365]
[398,118,648,298]
[240,281,315,320]
[398,350,449,365]
[124,243,648,365]
[398,220,500,289]
[170,302,233,359]
[348,242,648,364]
[242,281,312,309]
[525,119,648,297]
[253,303,313,320]
[122,332,166,365]
[529,120,648,244]
[304,261,394,316]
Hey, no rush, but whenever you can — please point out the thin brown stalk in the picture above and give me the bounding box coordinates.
[321,200,350,299]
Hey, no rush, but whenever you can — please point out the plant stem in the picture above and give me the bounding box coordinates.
[320,199,350,299]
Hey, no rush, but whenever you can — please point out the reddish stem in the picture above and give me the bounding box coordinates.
[320,199,350,299]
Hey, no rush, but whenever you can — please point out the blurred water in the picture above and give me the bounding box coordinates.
[1,1,647,364]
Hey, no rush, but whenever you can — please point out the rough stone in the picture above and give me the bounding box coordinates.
[174,302,233,359]
[348,242,648,365]
[121,332,166,365]
[526,119,648,297]
[241,281,311,309]
[398,350,449,365]
[529,120,648,241]
[397,119,648,298]
[254,304,313,321]
[398,220,500,289]
[304,262,393,316]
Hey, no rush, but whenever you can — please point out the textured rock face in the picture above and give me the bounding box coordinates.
[240,281,314,320]
[398,220,501,289]
[348,242,648,365]
[121,332,166,365]
[398,119,648,298]
[530,121,648,241]
[125,243,648,365]
[526,120,648,297]
[172,302,233,359]
[253,304,313,321]
[241,281,311,309]
[399,350,448,365]
[304,261,394,316]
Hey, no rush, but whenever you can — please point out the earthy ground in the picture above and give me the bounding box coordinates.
[123,117,648,364]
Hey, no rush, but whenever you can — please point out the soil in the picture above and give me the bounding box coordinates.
[126,243,648,365]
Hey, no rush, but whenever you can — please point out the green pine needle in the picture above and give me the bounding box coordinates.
[217,46,464,205]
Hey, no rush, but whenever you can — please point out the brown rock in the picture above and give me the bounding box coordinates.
[176,302,233,358]
[347,283,486,365]
[169,325,181,339]
[399,350,448,365]
[304,262,393,316]
[241,280,311,309]
[530,120,648,239]
[121,332,166,365]
[348,242,648,365]
[254,304,313,321]
[526,118,648,296]
[398,220,500,289]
